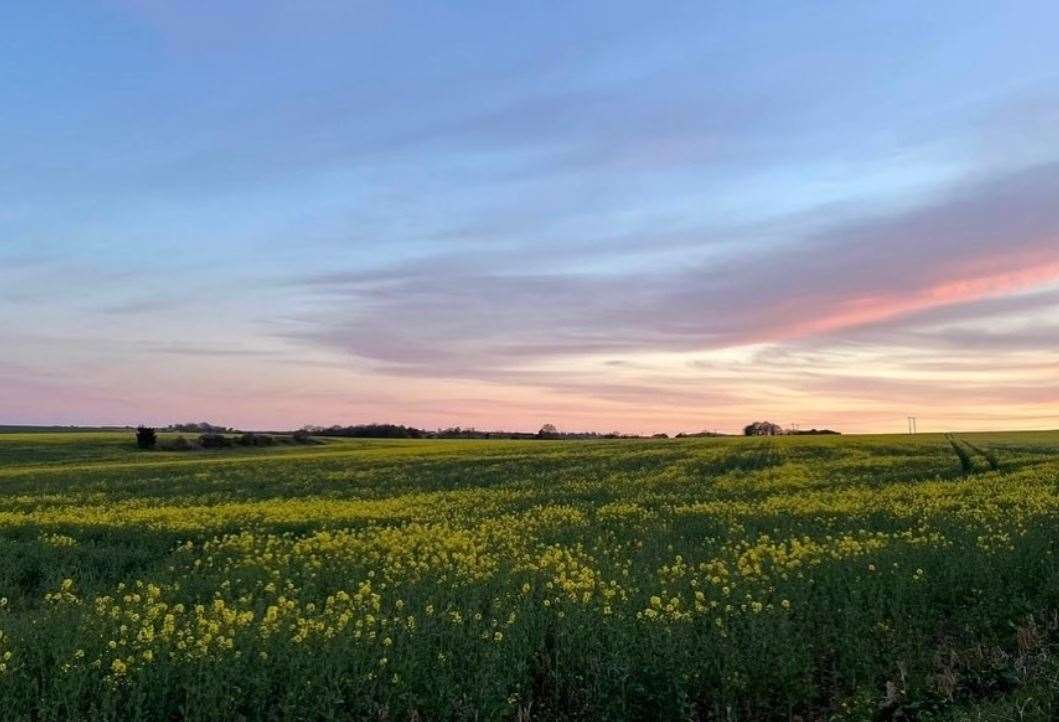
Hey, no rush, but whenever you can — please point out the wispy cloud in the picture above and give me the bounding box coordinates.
[286,161,1059,375]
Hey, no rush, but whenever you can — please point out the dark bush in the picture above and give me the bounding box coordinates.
[199,432,232,449]
[291,429,314,444]
[135,426,157,450]
[238,433,274,447]
[159,436,192,452]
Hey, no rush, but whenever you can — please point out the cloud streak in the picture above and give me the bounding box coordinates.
[287,162,1059,379]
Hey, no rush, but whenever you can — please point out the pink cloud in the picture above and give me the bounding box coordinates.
[779,249,1059,341]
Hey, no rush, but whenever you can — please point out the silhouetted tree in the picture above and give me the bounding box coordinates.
[537,424,559,439]
[743,421,783,436]
[136,426,157,450]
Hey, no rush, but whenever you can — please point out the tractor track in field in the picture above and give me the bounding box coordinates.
[947,435,1002,474]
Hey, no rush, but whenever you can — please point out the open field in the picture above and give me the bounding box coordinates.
[1,431,1059,720]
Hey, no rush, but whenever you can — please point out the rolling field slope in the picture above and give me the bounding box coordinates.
[1,431,1058,720]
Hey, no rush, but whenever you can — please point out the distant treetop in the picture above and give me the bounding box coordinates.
[167,422,231,433]
[743,421,784,436]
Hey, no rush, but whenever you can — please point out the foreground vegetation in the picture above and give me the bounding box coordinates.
[0,430,1058,720]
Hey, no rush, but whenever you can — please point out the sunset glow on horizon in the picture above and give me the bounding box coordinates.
[3,2,1059,435]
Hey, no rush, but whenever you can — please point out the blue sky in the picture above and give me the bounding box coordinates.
[3,1,1059,433]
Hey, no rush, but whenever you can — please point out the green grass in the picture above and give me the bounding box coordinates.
[0,431,1058,720]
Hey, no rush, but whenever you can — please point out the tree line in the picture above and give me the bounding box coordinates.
[302,423,662,441]
[132,420,840,450]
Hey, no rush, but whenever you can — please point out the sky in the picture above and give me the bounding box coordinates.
[2,1,1059,434]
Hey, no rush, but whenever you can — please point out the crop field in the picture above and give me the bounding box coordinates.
[1,431,1059,720]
